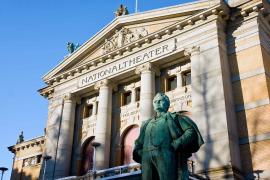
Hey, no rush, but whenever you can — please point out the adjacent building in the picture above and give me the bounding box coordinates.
[9,0,270,179]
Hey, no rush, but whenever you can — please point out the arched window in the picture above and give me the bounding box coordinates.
[122,126,139,164]
[81,138,94,175]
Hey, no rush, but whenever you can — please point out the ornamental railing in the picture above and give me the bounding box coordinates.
[57,163,141,180]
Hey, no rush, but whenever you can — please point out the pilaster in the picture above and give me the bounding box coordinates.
[185,43,242,178]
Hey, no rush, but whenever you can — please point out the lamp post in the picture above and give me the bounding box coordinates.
[91,142,101,178]
[0,167,8,180]
[42,155,52,180]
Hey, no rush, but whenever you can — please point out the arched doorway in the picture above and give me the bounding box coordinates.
[121,125,140,165]
[81,137,94,175]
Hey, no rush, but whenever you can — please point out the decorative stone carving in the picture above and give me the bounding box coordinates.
[86,97,97,105]
[63,93,75,102]
[184,46,200,57]
[94,79,110,90]
[102,27,149,54]
[168,66,181,76]
[135,62,160,75]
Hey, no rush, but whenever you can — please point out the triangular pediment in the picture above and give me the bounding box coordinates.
[43,0,217,82]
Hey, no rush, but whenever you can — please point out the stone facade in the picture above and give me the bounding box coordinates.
[9,0,270,179]
[8,136,45,180]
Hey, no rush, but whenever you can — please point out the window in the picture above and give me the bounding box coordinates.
[23,156,40,167]
[83,104,93,118]
[123,92,131,105]
[135,88,140,101]
[36,155,42,164]
[167,76,177,91]
[183,71,191,86]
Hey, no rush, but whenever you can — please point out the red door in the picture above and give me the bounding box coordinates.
[81,141,94,175]
[123,126,139,164]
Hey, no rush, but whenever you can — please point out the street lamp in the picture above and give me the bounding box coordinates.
[0,167,8,180]
[42,155,52,180]
[91,142,101,178]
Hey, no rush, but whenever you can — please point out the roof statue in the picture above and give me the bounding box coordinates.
[16,131,24,144]
[114,4,129,17]
[67,42,80,54]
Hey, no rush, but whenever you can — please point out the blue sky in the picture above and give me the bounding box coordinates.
[0,0,193,179]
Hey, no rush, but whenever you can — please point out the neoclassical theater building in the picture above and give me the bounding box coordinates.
[8,0,270,179]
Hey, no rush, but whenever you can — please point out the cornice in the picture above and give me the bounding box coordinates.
[230,0,268,21]
[38,86,54,99]
[40,2,229,97]
[42,0,212,82]
[8,136,45,154]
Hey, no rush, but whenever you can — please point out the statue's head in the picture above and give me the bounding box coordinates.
[153,93,170,113]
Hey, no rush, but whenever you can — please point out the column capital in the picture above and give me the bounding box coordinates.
[63,93,75,102]
[168,66,181,76]
[94,79,111,90]
[135,62,160,76]
[184,46,200,57]
[124,82,140,92]
[86,97,98,105]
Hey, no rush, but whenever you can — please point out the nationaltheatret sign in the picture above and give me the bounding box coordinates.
[78,39,176,88]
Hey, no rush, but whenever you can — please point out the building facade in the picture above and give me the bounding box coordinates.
[8,136,45,180]
[9,0,270,179]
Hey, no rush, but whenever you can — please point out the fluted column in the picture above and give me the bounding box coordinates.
[54,93,76,178]
[135,62,159,121]
[94,79,112,169]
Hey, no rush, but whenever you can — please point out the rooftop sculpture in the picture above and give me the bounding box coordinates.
[115,4,129,17]
[67,42,80,54]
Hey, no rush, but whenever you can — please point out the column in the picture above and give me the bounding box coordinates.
[43,98,64,180]
[92,100,97,116]
[87,97,98,116]
[135,62,158,121]
[131,88,136,103]
[124,83,136,104]
[94,79,112,169]
[54,93,76,178]
[176,67,183,89]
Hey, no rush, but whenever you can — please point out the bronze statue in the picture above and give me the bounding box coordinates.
[67,42,80,54]
[16,131,24,144]
[133,93,204,180]
[114,4,129,17]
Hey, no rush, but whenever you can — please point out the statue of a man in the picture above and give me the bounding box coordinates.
[16,131,24,144]
[133,93,204,180]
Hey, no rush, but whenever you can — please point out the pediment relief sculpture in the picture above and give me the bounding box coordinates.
[102,27,148,54]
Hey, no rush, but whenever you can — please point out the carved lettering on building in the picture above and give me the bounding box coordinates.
[78,40,176,88]
[170,92,192,104]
